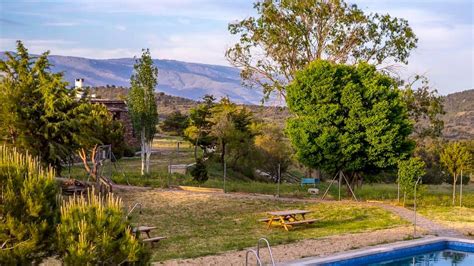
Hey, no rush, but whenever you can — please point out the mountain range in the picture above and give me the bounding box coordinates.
[0,53,263,105]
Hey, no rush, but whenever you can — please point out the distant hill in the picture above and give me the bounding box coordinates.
[442,89,474,140]
[0,53,263,105]
[91,86,473,140]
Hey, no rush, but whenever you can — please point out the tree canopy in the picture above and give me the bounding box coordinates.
[0,41,80,172]
[286,60,413,180]
[226,0,417,100]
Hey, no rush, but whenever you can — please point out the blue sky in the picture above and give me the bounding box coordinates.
[0,0,473,94]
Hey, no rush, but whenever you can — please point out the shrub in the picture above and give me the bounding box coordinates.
[397,157,426,205]
[190,159,209,183]
[56,189,149,264]
[0,146,60,264]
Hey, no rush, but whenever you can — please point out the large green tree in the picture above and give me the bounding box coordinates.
[286,60,413,191]
[128,49,159,175]
[226,0,417,100]
[0,41,80,172]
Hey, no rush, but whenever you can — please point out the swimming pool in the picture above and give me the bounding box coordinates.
[285,237,474,266]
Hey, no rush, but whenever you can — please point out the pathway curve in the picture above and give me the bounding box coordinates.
[370,202,464,238]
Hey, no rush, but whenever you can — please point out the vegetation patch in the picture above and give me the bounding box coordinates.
[120,190,407,261]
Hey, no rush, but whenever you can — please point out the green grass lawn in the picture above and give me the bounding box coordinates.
[120,190,407,262]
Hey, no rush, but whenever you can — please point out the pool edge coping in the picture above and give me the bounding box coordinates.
[281,236,474,265]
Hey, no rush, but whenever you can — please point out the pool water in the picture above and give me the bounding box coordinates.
[368,250,474,266]
[318,240,474,266]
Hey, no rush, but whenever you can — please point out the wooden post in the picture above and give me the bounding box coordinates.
[223,144,227,193]
[277,163,281,198]
[397,179,400,203]
[338,171,341,201]
[460,169,463,207]
[223,160,227,193]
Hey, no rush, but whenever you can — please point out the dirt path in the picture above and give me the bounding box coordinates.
[156,226,420,265]
[370,202,464,238]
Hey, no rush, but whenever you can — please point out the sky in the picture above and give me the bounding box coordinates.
[0,0,473,95]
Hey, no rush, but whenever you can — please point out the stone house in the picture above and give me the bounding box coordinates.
[90,98,139,148]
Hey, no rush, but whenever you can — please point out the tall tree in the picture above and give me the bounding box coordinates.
[128,49,159,175]
[209,98,254,168]
[226,0,417,100]
[0,41,79,173]
[286,60,413,192]
[254,123,292,181]
[184,95,216,160]
[440,142,471,205]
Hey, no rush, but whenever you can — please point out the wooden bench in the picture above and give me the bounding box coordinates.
[300,178,320,187]
[284,219,318,225]
[142,236,167,247]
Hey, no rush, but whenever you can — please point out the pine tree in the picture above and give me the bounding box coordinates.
[56,189,149,264]
[0,41,80,173]
[0,146,59,264]
[128,49,158,175]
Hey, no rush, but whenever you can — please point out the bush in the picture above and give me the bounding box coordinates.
[190,159,208,183]
[123,145,138,157]
[56,190,149,264]
[0,146,60,264]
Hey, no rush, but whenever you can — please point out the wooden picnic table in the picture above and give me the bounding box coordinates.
[134,226,166,247]
[260,209,317,231]
[135,226,157,238]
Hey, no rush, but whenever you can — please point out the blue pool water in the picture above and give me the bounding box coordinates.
[368,250,474,265]
[321,241,474,266]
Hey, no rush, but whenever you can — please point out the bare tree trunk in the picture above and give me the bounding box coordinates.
[145,140,152,174]
[194,130,201,161]
[452,173,457,206]
[140,129,145,176]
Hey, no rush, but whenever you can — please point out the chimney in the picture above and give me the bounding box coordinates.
[75,78,85,99]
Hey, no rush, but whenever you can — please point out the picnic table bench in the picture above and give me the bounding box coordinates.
[260,209,317,231]
[134,226,166,247]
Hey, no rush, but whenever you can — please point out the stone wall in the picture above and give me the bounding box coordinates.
[91,99,140,148]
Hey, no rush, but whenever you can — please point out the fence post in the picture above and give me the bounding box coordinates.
[277,164,281,198]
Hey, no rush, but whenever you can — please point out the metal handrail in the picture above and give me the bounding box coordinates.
[257,238,275,266]
[245,249,262,266]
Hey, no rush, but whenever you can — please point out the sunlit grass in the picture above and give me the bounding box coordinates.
[120,190,407,261]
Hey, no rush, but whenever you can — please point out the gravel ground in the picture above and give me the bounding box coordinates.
[156,226,422,265]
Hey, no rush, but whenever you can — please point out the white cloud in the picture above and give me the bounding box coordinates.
[43,22,79,27]
[115,25,127,31]
[0,38,137,59]
[145,31,238,65]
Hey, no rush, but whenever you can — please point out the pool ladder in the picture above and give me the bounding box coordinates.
[245,238,275,266]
